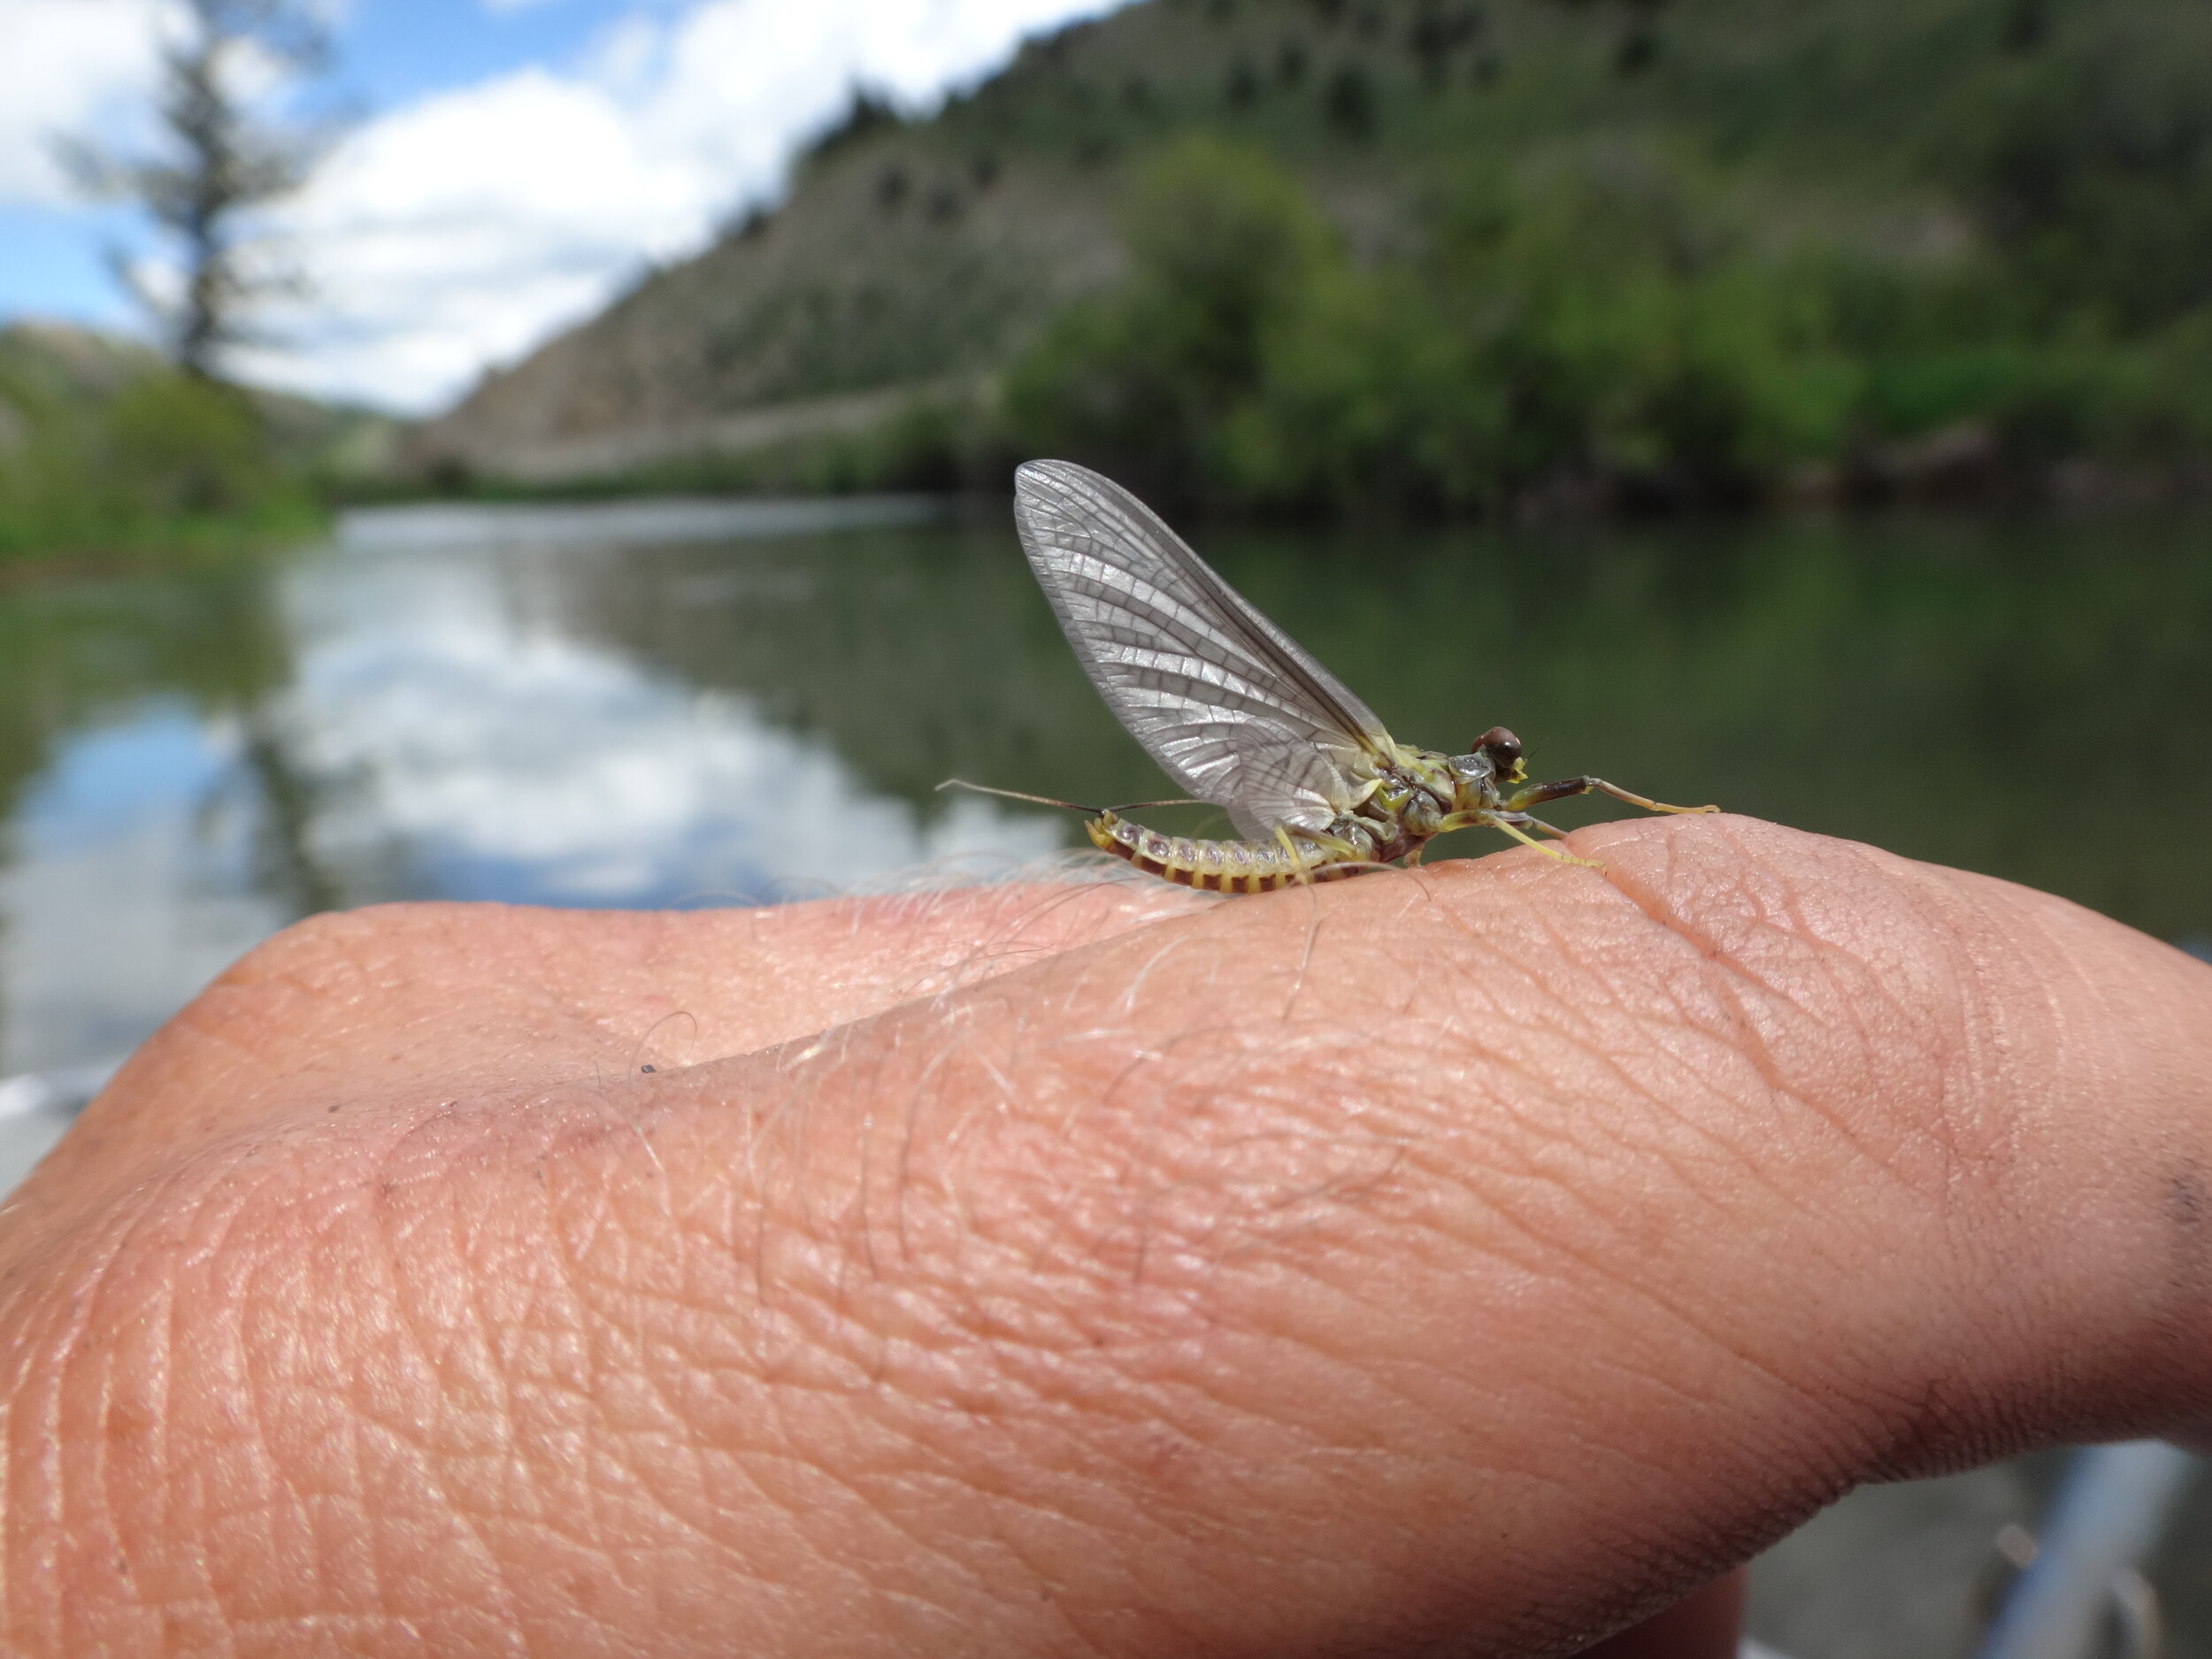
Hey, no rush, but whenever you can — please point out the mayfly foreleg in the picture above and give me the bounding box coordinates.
[1502,777,1718,817]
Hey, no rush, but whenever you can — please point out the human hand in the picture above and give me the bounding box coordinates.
[1,816,2207,1655]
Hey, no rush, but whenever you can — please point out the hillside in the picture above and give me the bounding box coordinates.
[404,0,2212,500]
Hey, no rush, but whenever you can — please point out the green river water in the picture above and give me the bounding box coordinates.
[3,497,2207,1079]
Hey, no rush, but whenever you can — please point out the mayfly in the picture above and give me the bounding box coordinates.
[944,459,1715,894]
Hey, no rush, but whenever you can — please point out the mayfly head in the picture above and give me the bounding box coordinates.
[1447,726,1525,810]
[1473,726,1525,783]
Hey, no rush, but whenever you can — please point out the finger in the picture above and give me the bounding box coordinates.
[1563,812,2212,1453]
[5,817,2209,1655]
[24,879,1202,1220]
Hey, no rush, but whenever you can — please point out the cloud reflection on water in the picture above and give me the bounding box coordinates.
[282,549,1061,905]
[0,705,286,1077]
[0,521,1064,1079]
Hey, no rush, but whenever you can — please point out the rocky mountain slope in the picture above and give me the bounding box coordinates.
[403,0,2212,488]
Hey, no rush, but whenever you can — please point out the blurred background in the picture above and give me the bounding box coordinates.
[3,0,2212,1652]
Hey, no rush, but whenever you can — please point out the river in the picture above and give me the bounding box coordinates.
[7,496,2210,1082]
[9,492,2208,1150]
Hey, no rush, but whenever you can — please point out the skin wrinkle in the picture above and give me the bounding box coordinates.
[896,1033,990,1275]
[411,1133,718,1653]
[1536,996,1807,1227]
[1949,893,2192,1440]
[305,1340,433,1630]
[292,1206,388,1633]
[89,1275,138,1636]
[230,1239,332,1639]
[1081,1023,1280,1279]
[1844,880,2096,1445]
[451,1196,596,1592]
[1864,886,2016,1402]
[42,1159,267,1650]
[1985,949,2181,1430]
[1534,1009,1809,1233]
[1597,831,1972,1204]
[1518,903,1812,1179]
[937,1050,1056,1247]
[1410,1124,1825,1435]
[39,960,1177,1659]
[954,1364,1293,1639]
[1395,878,1755,1187]
[1587,867,1822,1119]
[1133,1084,1375,1284]
[784,1446,1007,1629]
[1020,1050,1174,1283]
[1030,1044,1179,1274]
[70,1171,250,1648]
[1256,942,1876,1460]
[712,1356,1052,1649]
[1940,908,2029,1203]
[357,1138,536,1647]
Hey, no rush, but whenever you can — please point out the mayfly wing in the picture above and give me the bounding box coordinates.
[1012,459,1394,841]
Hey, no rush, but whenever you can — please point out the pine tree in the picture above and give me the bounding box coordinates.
[60,0,334,379]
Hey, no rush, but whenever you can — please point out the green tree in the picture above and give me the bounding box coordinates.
[1002,136,1338,506]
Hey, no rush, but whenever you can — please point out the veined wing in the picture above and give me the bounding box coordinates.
[1012,459,1393,840]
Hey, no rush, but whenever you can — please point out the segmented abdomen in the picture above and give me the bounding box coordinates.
[1085,810,1366,893]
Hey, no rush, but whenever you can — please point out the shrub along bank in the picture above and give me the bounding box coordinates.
[0,327,331,562]
[992,135,2212,516]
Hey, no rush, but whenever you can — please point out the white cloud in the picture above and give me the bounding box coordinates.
[278,535,1064,902]
[0,0,167,202]
[236,0,1132,411]
[237,65,707,406]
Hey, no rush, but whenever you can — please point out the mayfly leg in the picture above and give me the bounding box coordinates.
[1491,816,1603,869]
[1430,809,1605,869]
[1407,818,1566,872]
[1503,777,1717,816]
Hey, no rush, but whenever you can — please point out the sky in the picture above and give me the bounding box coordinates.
[0,0,1125,413]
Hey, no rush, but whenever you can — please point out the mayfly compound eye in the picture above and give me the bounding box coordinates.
[1474,726,1522,770]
